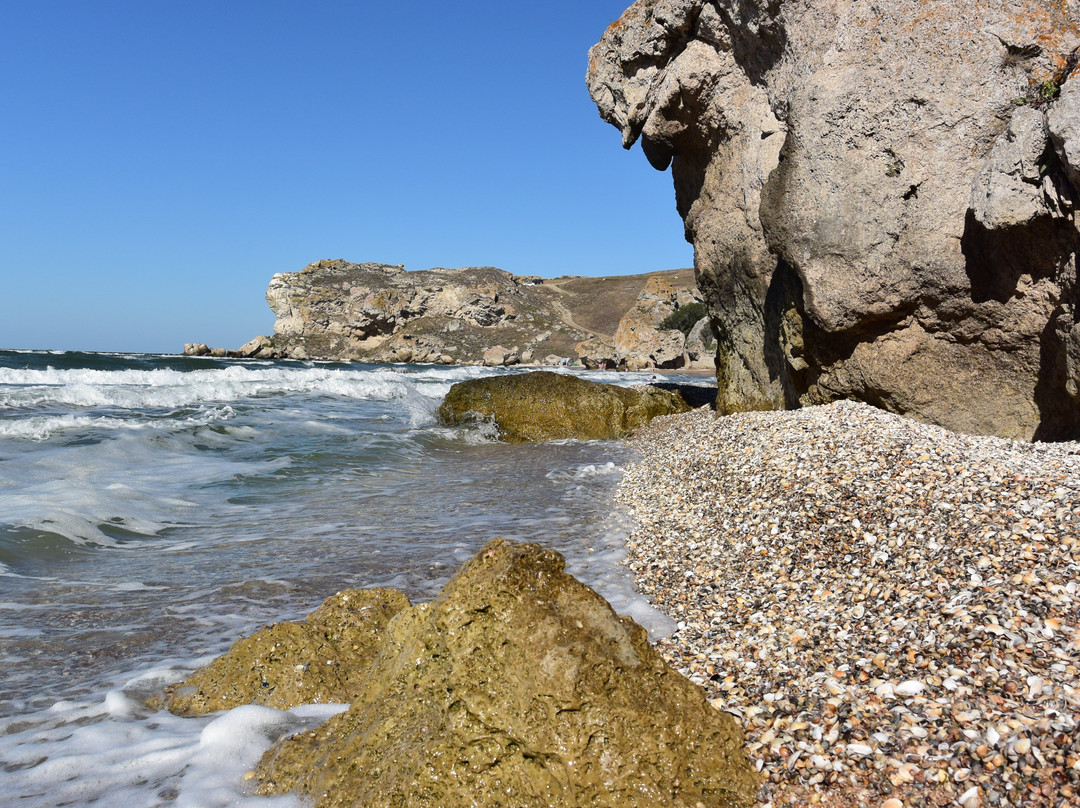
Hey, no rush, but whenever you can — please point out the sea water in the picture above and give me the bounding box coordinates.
[0,350,702,806]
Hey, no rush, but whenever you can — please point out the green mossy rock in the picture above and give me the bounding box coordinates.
[252,539,759,808]
[437,370,691,442]
[166,588,410,715]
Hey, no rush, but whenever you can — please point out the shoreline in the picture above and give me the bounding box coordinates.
[615,402,1080,808]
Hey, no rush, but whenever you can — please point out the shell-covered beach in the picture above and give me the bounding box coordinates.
[617,402,1080,808]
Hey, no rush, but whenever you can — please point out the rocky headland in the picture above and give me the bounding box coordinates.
[588,0,1080,441]
[186,260,716,372]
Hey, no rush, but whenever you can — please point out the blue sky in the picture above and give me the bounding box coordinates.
[0,1,691,353]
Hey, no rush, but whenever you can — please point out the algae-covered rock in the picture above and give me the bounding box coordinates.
[437,370,691,442]
[166,587,410,715]
[254,539,758,808]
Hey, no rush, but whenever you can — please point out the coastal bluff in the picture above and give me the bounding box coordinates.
[164,539,759,808]
[588,0,1080,441]
[186,259,715,371]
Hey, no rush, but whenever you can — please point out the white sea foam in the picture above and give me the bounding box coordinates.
[0,363,701,414]
[0,405,236,441]
[545,461,621,481]
[111,581,168,592]
[0,677,346,808]
[0,355,704,802]
[0,364,460,411]
[0,427,287,546]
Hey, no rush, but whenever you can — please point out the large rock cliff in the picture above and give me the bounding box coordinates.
[227,259,712,370]
[588,0,1080,440]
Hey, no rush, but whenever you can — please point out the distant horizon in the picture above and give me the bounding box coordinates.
[2,2,692,355]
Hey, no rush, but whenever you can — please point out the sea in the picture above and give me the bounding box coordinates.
[0,349,705,807]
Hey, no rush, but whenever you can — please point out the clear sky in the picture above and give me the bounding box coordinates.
[1,1,691,353]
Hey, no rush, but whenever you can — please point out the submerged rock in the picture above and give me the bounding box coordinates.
[246,539,758,808]
[437,370,691,442]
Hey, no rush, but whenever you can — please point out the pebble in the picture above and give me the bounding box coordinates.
[617,402,1080,808]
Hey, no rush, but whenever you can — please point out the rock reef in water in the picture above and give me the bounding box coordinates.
[588,0,1080,440]
[437,370,692,442]
[166,540,759,808]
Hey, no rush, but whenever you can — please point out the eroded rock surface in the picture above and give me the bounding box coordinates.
[248,540,758,808]
[614,274,709,369]
[437,370,691,441]
[588,0,1080,440]
[239,260,703,369]
[167,588,410,715]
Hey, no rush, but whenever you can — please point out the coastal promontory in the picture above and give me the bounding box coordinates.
[588,0,1080,440]
[190,260,716,371]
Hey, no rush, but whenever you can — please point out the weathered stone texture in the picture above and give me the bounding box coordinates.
[589,0,1080,439]
[613,275,704,369]
[166,588,410,715]
[437,370,691,442]
[253,260,705,369]
[168,540,759,808]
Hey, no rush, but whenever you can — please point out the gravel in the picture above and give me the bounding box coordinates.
[616,401,1080,808]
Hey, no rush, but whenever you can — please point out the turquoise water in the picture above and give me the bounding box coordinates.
[0,350,701,806]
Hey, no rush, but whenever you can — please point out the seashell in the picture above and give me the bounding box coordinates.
[958,785,980,808]
[1014,737,1031,755]
[895,680,925,697]
[875,683,896,699]
[846,743,874,757]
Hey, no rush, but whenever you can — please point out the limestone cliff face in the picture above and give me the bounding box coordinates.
[266,261,531,363]
[613,275,707,369]
[588,0,1080,440]
[249,259,707,370]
